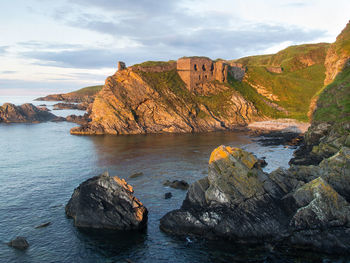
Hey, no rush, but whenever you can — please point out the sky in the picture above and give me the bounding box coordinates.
[0,0,349,95]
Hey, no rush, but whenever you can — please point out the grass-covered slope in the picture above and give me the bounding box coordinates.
[235,43,330,121]
[313,64,350,123]
[66,85,103,96]
[35,85,103,102]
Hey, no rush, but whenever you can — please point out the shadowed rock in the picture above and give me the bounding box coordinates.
[66,172,148,231]
[163,180,189,190]
[7,237,29,250]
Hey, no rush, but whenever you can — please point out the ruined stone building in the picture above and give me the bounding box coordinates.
[176,57,245,92]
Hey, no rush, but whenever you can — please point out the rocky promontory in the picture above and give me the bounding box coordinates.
[71,58,262,135]
[35,85,103,103]
[66,172,148,230]
[160,145,350,253]
[0,103,61,123]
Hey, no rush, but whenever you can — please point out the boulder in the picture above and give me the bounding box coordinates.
[7,237,29,250]
[161,146,290,242]
[66,172,148,230]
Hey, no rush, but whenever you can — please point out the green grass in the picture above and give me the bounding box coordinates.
[313,65,350,123]
[226,76,285,119]
[132,60,176,67]
[68,85,103,96]
[233,43,329,121]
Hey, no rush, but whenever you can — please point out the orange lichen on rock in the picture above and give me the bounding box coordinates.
[209,145,258,169]
[113,176,134,193]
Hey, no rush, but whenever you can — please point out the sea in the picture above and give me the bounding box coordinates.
[0,96,347,263]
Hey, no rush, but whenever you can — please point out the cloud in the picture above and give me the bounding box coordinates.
[0,79,85,96]
[1,70,17,74]
[20,24,325,69]
[17,41,82,50]
[0,46,9,55]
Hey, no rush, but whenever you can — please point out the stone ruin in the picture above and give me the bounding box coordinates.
[118,61,126,71]
[176,57,245,92]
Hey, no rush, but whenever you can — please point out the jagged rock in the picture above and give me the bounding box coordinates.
[163,180,189,190]
[0,103,58,123]
[160,145,350,253]
[7,237,29,250]
[65,172,148,230]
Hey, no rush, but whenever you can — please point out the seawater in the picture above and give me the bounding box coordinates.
[0,97,347,263]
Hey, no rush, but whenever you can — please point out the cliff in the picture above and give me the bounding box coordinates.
[324,21,350,85]
[71,60,262,135]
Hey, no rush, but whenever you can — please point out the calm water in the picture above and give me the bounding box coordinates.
[0,97,347,262]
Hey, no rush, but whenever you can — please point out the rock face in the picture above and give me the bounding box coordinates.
[71,62,260,135]
[0,103,59,123]
[160,145,350,253]
[324,21,350,85]
[65,173,148,230]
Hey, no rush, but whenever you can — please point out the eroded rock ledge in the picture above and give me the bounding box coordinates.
[160,145,350,253]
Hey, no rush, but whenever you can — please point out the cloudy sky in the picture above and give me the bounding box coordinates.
[0,0,349,95]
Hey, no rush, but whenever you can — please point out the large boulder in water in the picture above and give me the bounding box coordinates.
[66,172,148,230]
[160,145,350,253]
[160,146,293,241]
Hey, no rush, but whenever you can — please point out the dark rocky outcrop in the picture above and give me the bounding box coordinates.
[0,103,60,123]
[66,114,91,125]
[53,102,88,111]
[7,237,29,250]
[66,172,148,230]
[160,145,350,253]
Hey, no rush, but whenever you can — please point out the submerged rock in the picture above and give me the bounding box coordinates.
[164,192,172,199]
[160,145,350,253]
[7,237,29,250]
[66,172,148,230]
[35,222,51,229]
[163,180,189,190]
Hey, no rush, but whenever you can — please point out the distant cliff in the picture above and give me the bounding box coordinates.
[36,85,103,103]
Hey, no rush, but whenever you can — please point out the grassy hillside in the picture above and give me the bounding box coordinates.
[235,43,330,121]
[67,85,103,96]
[313,64,350,123]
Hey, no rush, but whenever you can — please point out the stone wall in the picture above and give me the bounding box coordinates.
[177,57,245,92]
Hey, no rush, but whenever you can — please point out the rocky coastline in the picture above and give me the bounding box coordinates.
[0,103,63,123]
